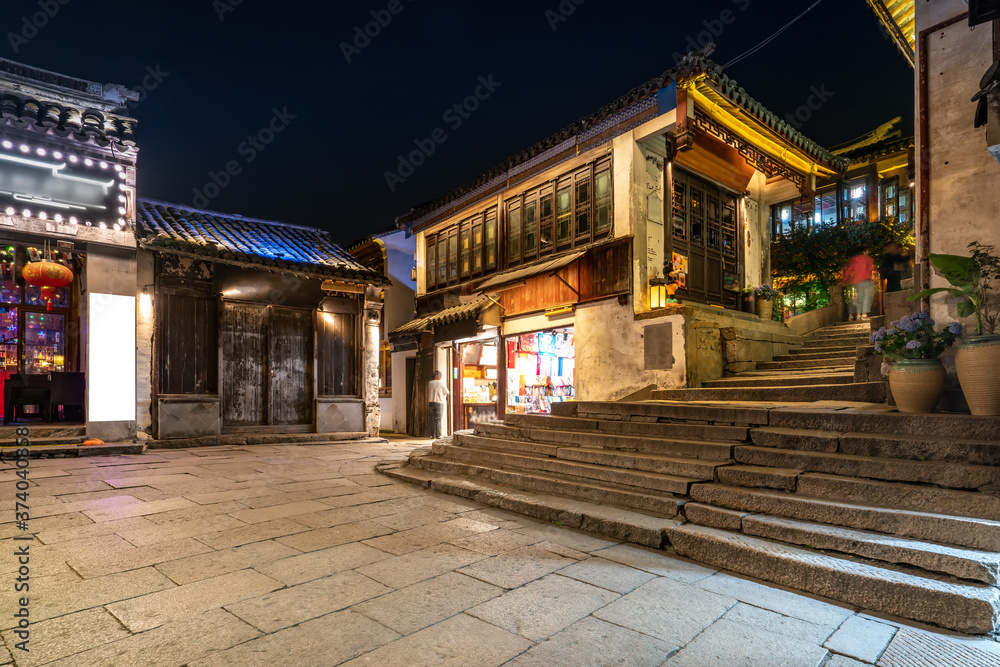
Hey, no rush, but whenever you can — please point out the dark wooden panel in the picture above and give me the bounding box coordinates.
[158,293,218,395]
[270,307,313,425]
[318,311,357,396]
[579,240,630,301]
[222,302,267,426]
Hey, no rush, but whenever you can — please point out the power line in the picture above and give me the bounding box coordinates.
[722,0,825,70]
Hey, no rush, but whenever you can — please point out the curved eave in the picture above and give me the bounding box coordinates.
[689,80,842,181]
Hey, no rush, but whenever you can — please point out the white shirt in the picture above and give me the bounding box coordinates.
[429,379,449,404]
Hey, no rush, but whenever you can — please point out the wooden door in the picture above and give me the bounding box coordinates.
[222,302,267,427]
[270,306,313,425]
[222,302,313,429]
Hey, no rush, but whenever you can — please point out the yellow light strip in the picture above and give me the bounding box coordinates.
[687,82,839,180]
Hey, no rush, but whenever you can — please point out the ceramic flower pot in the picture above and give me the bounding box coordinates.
[955,335,1000,416]
[888,359,946,414]
[756,299,772,321]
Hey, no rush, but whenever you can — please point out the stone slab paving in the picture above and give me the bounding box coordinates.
[0,437,995,665]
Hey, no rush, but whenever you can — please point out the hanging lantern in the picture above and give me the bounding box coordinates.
[22,260,73,311]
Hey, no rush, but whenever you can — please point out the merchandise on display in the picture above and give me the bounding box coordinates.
[506,327,575,414]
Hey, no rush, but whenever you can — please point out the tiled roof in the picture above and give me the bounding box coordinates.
[396,54,845,230]
[839,136,914,166]
[137,199,386,284]
[389,298,492,338]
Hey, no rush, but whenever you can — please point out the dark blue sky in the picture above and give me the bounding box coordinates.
[0,0,913,243]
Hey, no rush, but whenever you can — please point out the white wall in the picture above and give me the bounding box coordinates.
[575,298,686,400]
[917,1,1000,329]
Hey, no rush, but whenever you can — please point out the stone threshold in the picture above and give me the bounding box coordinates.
[147,432,380,449]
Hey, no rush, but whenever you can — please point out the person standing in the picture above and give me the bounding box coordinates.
[842,248,875,321]
[880,242,911,293]
[428,370,449,439]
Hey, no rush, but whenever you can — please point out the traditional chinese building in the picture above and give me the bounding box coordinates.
[0,59,141,442]
[390,52,857,437]
[347,226,417,433]
[136,200,388,440]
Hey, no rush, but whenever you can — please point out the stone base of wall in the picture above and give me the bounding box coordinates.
[317,398,365,433]
[157,397,221,439]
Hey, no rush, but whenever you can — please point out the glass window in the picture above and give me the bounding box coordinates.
[448,234,458,280]
[556,184,572,243]
[507,203,521,262]
[575,175,591,238]
[523,199,537,257]
[459,227,470,277]
[437,238,447,285]
[25,284,69,309]
[472,223,483,272]
[485,210,497,269]
[426,241,436,289]
[24,312,64,374]
[540,190,554,253]
[595,169,611,234]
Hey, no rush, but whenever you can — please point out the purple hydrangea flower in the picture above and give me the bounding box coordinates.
[949,322,963,336]
[905,340,922,350]
[900,319,922,333]
[874,342,883,354]
[916,311,931,321]
[887,328,899,336]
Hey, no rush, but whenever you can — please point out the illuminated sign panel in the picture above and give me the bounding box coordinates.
[88,292,136,422]
[0,143,125,226]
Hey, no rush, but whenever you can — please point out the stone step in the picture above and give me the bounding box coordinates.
[773,351,859,362]
[738,514,1000,585]
[748,426,999,462]
[0,442,144,458]
[650,383,886,403]
[768,409,1000,440]
[756,357,856,371]
[702,374,854,388]
[380,465,679,548]
[410,455,685,518]
[795,473,1000,523]
[468,425,735,461]
[784,346,859,356]
[667,523,1000,635]
[439,442,698,495]
[734,445,1000,490]
[559,401,771,426]
[0,425,86,442]
[812,323,871,333]
[503,413,749,442]
[802,336,869,347]
[689,483,1000,551]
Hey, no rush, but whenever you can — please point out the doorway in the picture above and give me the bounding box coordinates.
[221,302,313,430]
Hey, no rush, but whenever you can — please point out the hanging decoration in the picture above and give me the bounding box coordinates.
[22,242,73,311]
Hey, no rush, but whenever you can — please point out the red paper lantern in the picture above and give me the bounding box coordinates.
[22,261,73,311]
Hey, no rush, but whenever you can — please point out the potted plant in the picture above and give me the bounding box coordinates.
[911,242,1000,415]
[753,284,781,321]
[870,312,961,413]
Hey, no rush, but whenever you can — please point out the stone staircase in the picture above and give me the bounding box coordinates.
[382,400,1000,636]
[651,321,886,403]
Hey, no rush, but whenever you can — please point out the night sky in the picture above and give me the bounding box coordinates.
[0,0,913,244]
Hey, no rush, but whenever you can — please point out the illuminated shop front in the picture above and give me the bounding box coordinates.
[455,335,499,429]
[505,326,575,415]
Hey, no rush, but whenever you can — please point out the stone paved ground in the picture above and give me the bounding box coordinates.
[0,436,996,666]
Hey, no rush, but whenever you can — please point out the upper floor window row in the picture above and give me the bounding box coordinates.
[770,177,875,238]
[424,156,612,291]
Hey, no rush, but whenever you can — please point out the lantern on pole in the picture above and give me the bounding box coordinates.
[22,259,73,311]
